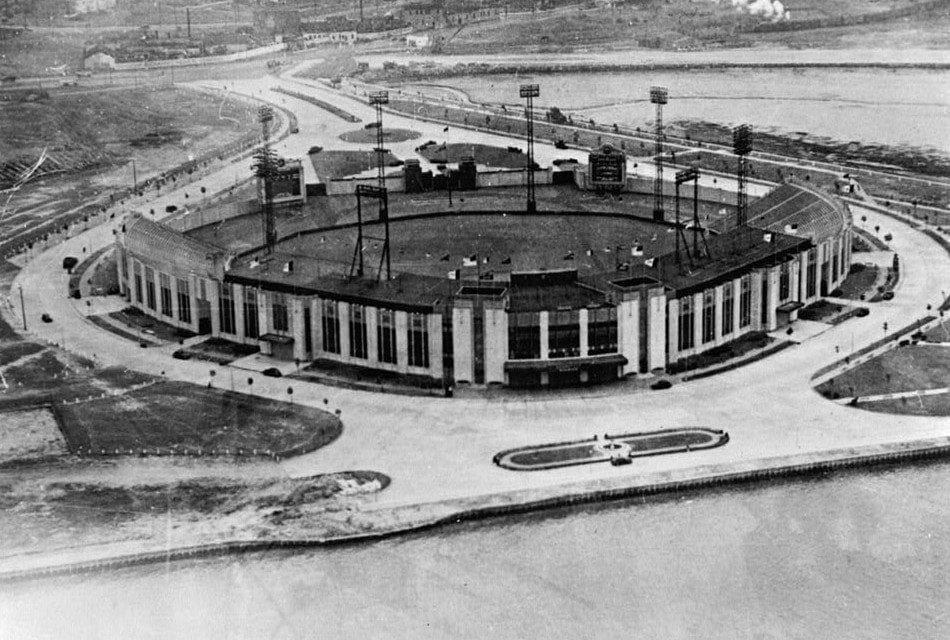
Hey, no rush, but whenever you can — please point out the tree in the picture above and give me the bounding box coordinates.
[546,106,567,124]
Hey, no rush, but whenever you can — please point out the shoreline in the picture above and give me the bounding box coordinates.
[2,435,947,584]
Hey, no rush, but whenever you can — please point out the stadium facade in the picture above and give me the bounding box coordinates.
[115,181,851,389]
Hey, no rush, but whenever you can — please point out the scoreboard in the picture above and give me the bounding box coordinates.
[588,144,627,190]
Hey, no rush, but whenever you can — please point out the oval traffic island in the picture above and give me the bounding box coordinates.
[494,428,729,471]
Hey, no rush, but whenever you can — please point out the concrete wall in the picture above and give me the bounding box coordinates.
[105,43,287,71]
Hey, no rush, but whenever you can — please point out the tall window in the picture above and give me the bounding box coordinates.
[806,248,817,298]
[176,277,191,324]
[377,308,397,364]
[587,307,617,355]
[740,275,752,329]
[722,283,734,336]
[271,292,288,333]
[243,288,258,339]
[407,312,429,368]
[508,312,540,360]
[678,296,694,351]
[218,282,235,335]
[702,291,715,344]
[133,262,143,304]
[321,299,339,354]
[159,273,172,317]
[349,304,368,359]
[548,310,580,359]
[144,266,156,310]
[779,261,791,302]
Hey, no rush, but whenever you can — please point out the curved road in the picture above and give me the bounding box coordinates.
[7,75,950,511]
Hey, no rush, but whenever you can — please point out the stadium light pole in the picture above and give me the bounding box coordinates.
[650,86,668,222]
[519,83,539,214]
[733,124,753,228]
[368,91,392,280]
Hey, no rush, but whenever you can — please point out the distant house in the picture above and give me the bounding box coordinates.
[83,50,115,70]
[405,34,430,48]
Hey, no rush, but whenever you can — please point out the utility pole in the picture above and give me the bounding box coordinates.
[19,284,26,330]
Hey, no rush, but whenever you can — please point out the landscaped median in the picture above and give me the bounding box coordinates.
[494,428,729,471]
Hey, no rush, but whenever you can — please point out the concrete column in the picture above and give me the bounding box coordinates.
[713,284,724,346]
[189,274,200,333]
[750,271,763,331]
[667,297,679,361]
[395,310,409,373]
[310,298,323,356]
[766,267,781,332]
[790,260,801,304]
[539,311,550,360]
[732,279,741,337]
[618,295,639,377]
[578,308,589,357]
[208,280,221,336]
[256,289,269,338]
[233,284,246,341]
[799,250,809,302]
[338,301,351,359]
[170,274,180,324]
[452,302,474,383]
[427,312,444,380]
[292,297,306,362]
[365,305,378,363]
[692,292,702,350]
[646,290,666,371]
[482,302,507,384]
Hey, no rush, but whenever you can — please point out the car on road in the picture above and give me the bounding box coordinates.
[262,367,283,378]
[41,313,53,323]
[650,379,672,390]
[172,350,193,360]
[554,140,568,149]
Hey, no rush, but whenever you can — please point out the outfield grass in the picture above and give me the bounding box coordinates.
[54,381,342,456]
[817,345,950,399]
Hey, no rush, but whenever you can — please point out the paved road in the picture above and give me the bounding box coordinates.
[7,76,950,511]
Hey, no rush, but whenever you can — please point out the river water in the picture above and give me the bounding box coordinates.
[2,461,947,639]
[409,68,950,152]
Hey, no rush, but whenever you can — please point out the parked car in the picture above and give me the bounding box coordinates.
[554,140,568,149]
[308,145,323,154]
[171,350,192,360]
[650,379,672,390]
[855,307,870,317]
[262,367,283,378]
[40,313,53,323]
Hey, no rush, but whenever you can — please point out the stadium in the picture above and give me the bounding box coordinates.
[115,112,852,390]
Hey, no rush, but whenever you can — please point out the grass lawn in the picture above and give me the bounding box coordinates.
[860,393,950,417]
[817,345,950,399]
[177,337,259,364]
[924,319,950,342]
[53,381,342,456]
[109,306,195,342]
[416,141,530,169]
[834,263,879,300]
[339,127,420,144]
[668,331,774,374]
[309,149,401,182]
[0,341,44,367]
[799,299,846,322]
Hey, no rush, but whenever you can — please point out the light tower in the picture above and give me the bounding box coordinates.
[520,83,540,214]
[733,124,753,228]
[650,86,668,222]
[253,105,278,252]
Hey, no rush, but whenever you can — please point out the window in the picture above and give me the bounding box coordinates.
[407,312,429,368]
[243,288,258,339]
[271,292,288,333]
[176,278,191,324]
[218,282,235,335]
[377,308,397,364]
[740,275,752,329]
[349,304,368,359]
[678,296,694,351]
[548,310,580,359]
[133,262,143,304]
[779,261,791,302]
[144,267,156,310]
[159,273,172,317]
[760,276,769,325]
[321,299,340,354]
[508,312,540,360]
[587,307,617,355]
[722,283,734,336]
[702,291,715,344]
[806,248,817,299]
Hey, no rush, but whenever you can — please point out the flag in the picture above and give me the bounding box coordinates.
[644,257,656,267]
[631,245,643,256]
[501,256,511,265]
[282,260,294,273]
[447,269,459,280]
[763,232,773,243]
[585,248,593,257]
[443,126,449,132]
[440,253,450,261]
[462,254,477,267]
[483,256,490,264]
